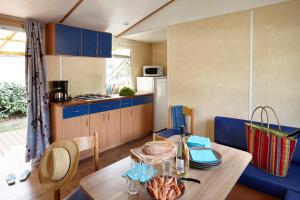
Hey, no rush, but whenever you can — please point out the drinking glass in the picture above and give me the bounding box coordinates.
[162,158,174,176]
[127,159,142,195]
[127,177,140,195]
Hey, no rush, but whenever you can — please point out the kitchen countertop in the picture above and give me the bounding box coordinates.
[51,92,153,107]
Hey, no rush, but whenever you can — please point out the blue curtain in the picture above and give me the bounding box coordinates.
[25,19,50,162]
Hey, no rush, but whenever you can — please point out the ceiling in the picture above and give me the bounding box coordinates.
[64,0,169,35]
[123,0,287,42]
[123,28,167,43]
[0,0,77,23]
[0,0,288,43]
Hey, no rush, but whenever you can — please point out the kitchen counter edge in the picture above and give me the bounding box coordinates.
[50,93,154,107]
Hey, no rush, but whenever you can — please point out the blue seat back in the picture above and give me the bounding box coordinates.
[214,116,249,151]
[171,105,186,130]
[214,116,300,164]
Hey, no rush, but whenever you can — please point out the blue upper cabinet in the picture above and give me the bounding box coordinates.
[46,23,112,58]
[98,32,112,58]
[55,24,82,56]
[82,29,98,57]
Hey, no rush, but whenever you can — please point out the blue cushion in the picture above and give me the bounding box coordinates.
[65,188,89,200]
[156,129,190,138]
[214,116,300,163]
[285,190,300,200]
[238,163,300,198]
[171,106,186,129]
[214,116,249,150]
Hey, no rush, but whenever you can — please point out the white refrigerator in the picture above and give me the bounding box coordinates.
[137,77,167,132]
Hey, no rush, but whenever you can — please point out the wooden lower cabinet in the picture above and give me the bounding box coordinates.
[89,112,107,150]
[90,109,121,152]
[132,105,144,138]
[51,96,153,158]
[106,109,121,147]
[122,103,154,140]
[120,107,132,143]
[144,103,154,133]
[62,115,90,159]
[62,115,90,139]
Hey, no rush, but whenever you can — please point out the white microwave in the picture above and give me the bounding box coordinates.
[143,66,163,77]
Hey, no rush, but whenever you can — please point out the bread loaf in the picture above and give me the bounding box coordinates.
[142,141,174,156]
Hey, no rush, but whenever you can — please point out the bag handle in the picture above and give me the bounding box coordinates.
[250,106,281,134]
[262,106,281,131]
[250,106,268,127]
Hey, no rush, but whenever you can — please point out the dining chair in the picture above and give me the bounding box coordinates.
[62,132,99,200]
[72,131,100,171]
[153,105,194,141]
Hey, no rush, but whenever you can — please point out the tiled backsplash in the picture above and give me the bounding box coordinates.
[45,55,105,97]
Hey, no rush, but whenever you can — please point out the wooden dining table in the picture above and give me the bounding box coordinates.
[80,140,252,200]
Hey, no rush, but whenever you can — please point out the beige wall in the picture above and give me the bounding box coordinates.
[168,0,300,138]
[45,56,104,97]
[130,42,152,87]
[168,11,250,138]
[252,0,300,127]
[45,40,152,96]
[152,42,167,76]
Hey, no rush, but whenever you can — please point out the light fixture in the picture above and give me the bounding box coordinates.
[123,21,129,26]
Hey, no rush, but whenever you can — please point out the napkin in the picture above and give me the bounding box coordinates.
[190,149,218,163]
[187,135,211,148]
[122,163,157,183]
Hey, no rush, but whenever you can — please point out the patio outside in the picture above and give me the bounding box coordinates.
[0,28,29,174]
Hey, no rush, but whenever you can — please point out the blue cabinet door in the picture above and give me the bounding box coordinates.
[133,95,153,106]
[55,24,81,56]
[63,104,90,119]
[90,100,121,114]
[98,32,112,58]
[82,29,98,57]
[120,98,133,108]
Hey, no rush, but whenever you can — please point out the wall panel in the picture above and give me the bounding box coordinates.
[168,11,250,137]
[252,0,300,126]
[168,0,300,138]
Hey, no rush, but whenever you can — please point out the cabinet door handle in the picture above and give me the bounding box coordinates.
[78,47,81,55]
[86,118,88,126]
[95,49,98,55]
[74,110,80,113]
[131,109,132,116]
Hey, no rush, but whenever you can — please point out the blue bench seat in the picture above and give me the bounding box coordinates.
[156,128,191,138]
[214,116,300,199]
[285,190,300,200]
[239,163,300,198]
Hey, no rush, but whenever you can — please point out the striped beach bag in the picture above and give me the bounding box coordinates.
[245,106,298,177]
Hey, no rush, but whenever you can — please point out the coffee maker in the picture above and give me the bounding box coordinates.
[51,80,69,102]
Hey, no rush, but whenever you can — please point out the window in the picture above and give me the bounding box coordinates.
[106,48,131,92]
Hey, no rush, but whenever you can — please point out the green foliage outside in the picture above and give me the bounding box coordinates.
[119,87,136,96]
[0,82,27,120]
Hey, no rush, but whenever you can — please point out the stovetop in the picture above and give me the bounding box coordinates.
[74,94,111,101]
